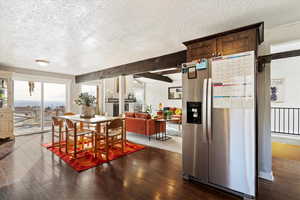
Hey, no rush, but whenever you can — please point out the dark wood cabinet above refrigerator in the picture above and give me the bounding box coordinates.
[183,22,264,62]
[186,39,217,62]
[217,29,257,56]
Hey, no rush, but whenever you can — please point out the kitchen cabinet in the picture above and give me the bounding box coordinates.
[184,23,263,62]
[216,29,256,56]
[187,39,216,62]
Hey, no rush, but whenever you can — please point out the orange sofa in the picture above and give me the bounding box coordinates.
[125,112,156,141]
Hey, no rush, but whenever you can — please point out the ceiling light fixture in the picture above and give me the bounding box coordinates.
[35,59,50,66]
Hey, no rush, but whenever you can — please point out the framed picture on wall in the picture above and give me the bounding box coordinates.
[271,78,285,103]
[188,66,197,79]
[168,87,182,100]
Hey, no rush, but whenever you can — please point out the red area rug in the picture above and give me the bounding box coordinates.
[43,141,145,172]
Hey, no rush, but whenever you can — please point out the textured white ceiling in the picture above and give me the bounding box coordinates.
[1,0,300,75]
[271,39,300,53]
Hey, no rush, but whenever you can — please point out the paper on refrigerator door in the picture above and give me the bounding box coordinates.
[211,51,255,109]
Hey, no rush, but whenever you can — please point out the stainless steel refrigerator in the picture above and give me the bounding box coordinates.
[182,51,256,199]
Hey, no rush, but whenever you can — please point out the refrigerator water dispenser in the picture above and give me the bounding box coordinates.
[186,102,202,124]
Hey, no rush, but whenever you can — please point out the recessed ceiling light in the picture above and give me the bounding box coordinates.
[35,59,50,66]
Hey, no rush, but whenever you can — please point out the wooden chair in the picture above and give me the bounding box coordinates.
[95,119,125,161]
[107,119,125,152]
[65,119,95,159]
[49,113,76,152]
[64,112,88,130]
[50,117,64,152]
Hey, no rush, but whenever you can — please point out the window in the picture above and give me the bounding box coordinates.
[81,85,97,97]
[43,83,66,130]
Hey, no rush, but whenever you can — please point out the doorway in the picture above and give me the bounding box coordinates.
[13,80,67,136]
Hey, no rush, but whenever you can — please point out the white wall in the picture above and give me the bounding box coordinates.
[271,57,300,107]
[145,74,182,111]
[259,22,300,55]
[271,41,300,108]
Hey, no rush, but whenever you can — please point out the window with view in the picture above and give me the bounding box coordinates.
[13,80,67,135]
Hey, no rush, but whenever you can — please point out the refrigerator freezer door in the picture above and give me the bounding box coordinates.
[182,68,209,181]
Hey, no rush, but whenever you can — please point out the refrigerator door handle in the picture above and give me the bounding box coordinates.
[202,78,208,143]
[207,78,212,143]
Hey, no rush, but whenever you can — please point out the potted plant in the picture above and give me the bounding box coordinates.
[74,92,96,118]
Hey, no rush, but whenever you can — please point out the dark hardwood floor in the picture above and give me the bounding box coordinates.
[0,133,299,200]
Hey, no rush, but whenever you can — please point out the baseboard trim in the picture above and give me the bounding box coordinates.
[258,171,274,181]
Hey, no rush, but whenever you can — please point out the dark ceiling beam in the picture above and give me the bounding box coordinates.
[133,72,173,83]
[75,50,186,83]
[258,49,300,72]
[258,49,300,64]
[156,68,181,75]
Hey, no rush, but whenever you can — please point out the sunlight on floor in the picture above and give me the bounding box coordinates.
[272,142,300,161]
[127,132,182,154]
